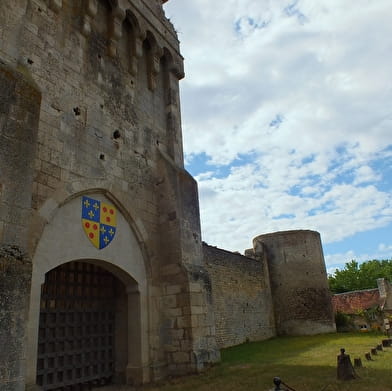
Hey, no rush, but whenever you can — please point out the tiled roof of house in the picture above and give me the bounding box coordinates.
[332,288,383,314]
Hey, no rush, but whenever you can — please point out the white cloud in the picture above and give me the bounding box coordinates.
[325,251,357,274]
[378,243,392,253]
[165,0,392,255]
[353,166,382,185]
[196,165,391,251]
[326,243,392,274]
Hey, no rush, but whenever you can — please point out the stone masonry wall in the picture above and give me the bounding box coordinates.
[0,1,337,387]
[0,61,41,250]
[156,155,219,376]
[0,246,32,391]
[0,0,217,386]
[254,230,336,336]
[203,243,276,348]
[0,58,40,391]
[332,289,381,314]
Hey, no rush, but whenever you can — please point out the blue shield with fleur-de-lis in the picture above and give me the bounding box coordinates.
[81,196,117,249]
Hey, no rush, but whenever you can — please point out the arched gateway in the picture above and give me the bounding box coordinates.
[0,2,336,389]
[26,194,149,389]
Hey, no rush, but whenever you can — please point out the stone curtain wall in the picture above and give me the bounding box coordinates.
[203,244,276,348]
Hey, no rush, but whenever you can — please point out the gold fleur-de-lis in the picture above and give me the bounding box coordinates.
[88,210,94,219]
[93,203,99,210]
[103,236,109,244]
[109,228,115,236]
[100,226,106,234]
[84,199,90,208]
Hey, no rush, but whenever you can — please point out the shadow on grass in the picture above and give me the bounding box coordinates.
[221,332,382,365]
[221,334,336,364]
[143,363,392,391]
[143,333,392,391]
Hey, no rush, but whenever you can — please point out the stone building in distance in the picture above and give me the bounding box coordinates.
[0,0,335,390]
[332,278,392,331]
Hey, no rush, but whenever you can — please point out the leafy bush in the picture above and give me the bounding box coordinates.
[335,311,353,331]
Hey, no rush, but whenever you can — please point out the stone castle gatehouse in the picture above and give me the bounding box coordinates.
[0,1,335,390]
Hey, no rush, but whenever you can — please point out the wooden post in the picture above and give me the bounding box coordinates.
[337,348,356,381]
[382,339,391,347]
[354,358,362,368]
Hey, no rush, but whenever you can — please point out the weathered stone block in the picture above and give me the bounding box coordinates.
[0,245,32,391]
[162,294,177,308]
[172,351,190,364]
[204,243,276,348]
[166,284,182,295]
[176,315,191,329]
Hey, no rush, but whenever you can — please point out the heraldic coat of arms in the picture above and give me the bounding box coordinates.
[81,196,117,249]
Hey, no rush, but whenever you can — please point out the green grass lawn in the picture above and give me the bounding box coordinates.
[143,333,392,391]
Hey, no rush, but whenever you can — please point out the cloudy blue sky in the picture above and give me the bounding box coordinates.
[163,0,392,272]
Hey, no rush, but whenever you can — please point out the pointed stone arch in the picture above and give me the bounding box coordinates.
[120,9,144,76]
[161,46,184,80]
[81,0,126,57]
[142,31,163,90]
[29,180,153,278]
[125,9,142,34]
[25,188,152,388]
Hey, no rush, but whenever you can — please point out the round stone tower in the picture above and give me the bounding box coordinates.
[253,230,336,336]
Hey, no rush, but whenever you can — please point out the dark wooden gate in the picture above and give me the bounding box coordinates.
[36,262,116,390]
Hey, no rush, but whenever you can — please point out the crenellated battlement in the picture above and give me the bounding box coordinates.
[0,0,186,174]
[45,0,184,84]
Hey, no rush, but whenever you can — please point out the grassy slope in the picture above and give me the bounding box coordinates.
[144,333,392,391]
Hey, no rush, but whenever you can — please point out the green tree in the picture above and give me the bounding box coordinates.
[328,259,392,293]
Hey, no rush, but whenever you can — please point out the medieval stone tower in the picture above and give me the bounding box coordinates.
[253,231,336,336]
[0,1,335,390]
[0,0,219,389]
